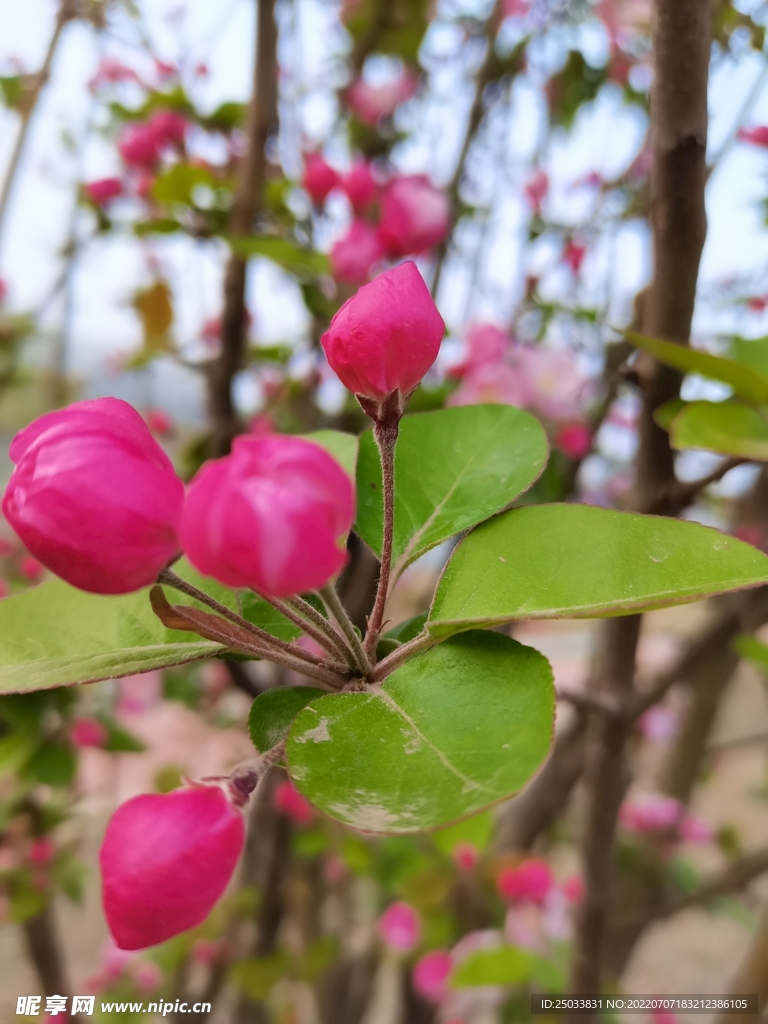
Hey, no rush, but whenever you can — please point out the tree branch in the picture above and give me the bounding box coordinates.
[208,0,278,456]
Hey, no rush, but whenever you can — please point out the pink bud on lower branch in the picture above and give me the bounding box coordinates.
[100,783,245,950]
[321,261,445,423]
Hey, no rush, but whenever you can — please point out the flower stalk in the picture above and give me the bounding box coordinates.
[364,419,398,658]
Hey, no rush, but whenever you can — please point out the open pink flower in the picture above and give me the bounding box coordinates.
[378,175,450,257]
[450,323,512,378]
[100,784,245,949]
[413,950,453,1002]
[330,220,385,284]
[379,901,420,951]
[497,859,553,904]
[346,70,418,125]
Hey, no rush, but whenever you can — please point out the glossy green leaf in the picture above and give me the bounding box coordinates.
[733,634,768,670]
[385,614,428,644]
[151,163,219,206]
[229,236,329,278]
[729,335,768,376]
[248,687,325,752]
[0,561,297,695]
[429,504,768,636]
[356,405,548,577]
[626,331,768,404]
[286,631,554,833]
[240,592,301,642]
[668,401,768,460]
[303,430,358,479]
[433,810,494,856]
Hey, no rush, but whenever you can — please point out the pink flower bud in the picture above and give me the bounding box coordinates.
[619,794,682,833]
[29,838,55,865]
[118,123,162,167]
[378,175,450,257]
[413,950,453,1002]
[3,398,184,594]
[346,71,418,125]
[191,938,218,964]
[274,780,315,824]
[453,842,479,872]
[302,153,339,205]
[144,408,173,436]
[321,262,444,405]
[330,221,385,284]
[378,901,420,951]
[181,435,354,597]
[562,874,584,904]
[100,784,245,950]
[496,859,553,904]
[147,109,187,147]
[524,170,549,212]
[555,423,592,460]
[738,126,768,147]
[563,238,587,274]
[342,161,378,212]
[20,555,44,581]
[70,717,108,749]
[85,177,124,205]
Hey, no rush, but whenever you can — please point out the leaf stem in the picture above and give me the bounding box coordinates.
[157,569,344,674]
[365,422,398,658]
[370,632,436,682]
[256,590,356,666]
[319,585,372,676]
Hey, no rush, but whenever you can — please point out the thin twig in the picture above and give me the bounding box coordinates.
[287,593,360,667]
[0,0,74,247]
[319,585,372,675]
[157,569,344,672]
[370,632,436,682]
[557,688,626,720]
[665,458,748,516]
[256,590,355,664]
[364,423,398,658]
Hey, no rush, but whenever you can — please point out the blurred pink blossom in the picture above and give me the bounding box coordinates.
[449,323,511,378]
[117,671,162,715]
[453,842,479,872]
[619,794,682,833]
[20,556,44,581]
[301,153,339,205]
[0,278,6,304]
[378,175,450,257]
[274,780,315,824]
[638,706,678,742]
[70,717,108,749]
[330,220,385,283]
[324,856,346,883]
[524,170,549,212]
[503,0,530,16]
[413,950,453,1002]
[346,70,418,125]
[563,238,587,274]
[0,580,8,599]
[497,859,553,904]
[738,126,768,147]
[378,901,421,951]
[192,939,218,964]
[29,838,55,865]
[118,123,162,168]
[555,423,593,459]
[144,408,173,436]
[518,346,590,422]
[342,160,378,213]
[449,361,530,409]
[88,58,141,90]
[652,1010,677,1024]
[562,875,584,904]
[135,961,162,993]
[679,816,714,844]
[85,178,124,206]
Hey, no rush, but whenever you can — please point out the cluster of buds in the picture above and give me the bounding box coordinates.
[2,261,444,949]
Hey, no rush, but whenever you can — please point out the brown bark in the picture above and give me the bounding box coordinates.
[209,0,278,457]
[22,903,85,1021]
[717,904,768,1024]
[566,0,711,1010]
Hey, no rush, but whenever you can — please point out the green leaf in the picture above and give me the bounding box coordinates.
[626,330,768,405]
[385,614,428,644]
[429,504,768,636]
[248,687,325,752]
[151,163,219,206]
[240,592,301,642]
[729,335,768,376]
[355,405,548,577]
[303,430,358,479]
[286,631,554,833]
[103,723,147,753]
[451,946,563,989]
[433,809,494,856]
[668,401,768,460]
[230,954,287,1000]
[733,634,768,670]
[228,236,329,278]
[23,742,76,786]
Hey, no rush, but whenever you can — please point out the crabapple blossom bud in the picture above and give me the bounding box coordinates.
[524,170,549,212]
[555,423,592,459]
[29,838,55,865]
[70,717,108,748]
[413,951,453,1002]
[302,153,339,204]
[321,262,444,416]
[378,175,450,257]
[85,177,124,205]
[342,160,378,212]
[100,784,245,950]
[378,901,420,951]
[330,221,385,284]
[181,435,354,597]
[147,109,187,147]
[453,842,479,871]
[618,794,682,832]
[3,398,184,594]
[346,70,417,125]
[118,123,161,167]
[496,858,553,904]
